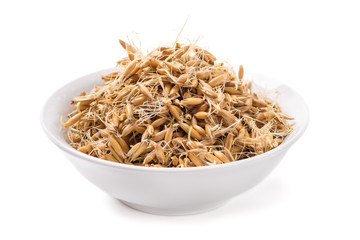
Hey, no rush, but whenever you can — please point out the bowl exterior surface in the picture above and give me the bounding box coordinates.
[64,150,287,215]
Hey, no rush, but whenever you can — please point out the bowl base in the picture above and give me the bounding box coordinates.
[120,200,229,216]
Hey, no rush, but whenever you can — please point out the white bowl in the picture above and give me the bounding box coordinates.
[41,68,309,215]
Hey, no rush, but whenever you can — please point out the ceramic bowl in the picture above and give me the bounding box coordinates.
[41,68,309,215]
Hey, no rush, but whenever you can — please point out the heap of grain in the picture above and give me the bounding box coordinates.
[62,40,293,167]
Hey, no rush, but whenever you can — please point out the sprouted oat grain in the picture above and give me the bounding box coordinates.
[62,39,293,167]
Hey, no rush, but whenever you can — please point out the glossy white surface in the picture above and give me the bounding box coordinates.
[41,68,308,215]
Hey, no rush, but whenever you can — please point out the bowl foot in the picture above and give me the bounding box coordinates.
[120,200,229,216]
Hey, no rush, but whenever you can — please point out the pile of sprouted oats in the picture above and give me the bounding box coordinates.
[62,39,293,167]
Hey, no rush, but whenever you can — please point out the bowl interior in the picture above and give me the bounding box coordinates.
[41,68,309,165]
[248,71,309,145]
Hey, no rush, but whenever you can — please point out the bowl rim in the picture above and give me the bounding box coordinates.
[40,68,309,173]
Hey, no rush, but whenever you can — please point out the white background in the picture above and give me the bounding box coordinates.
[1,0,359,239]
